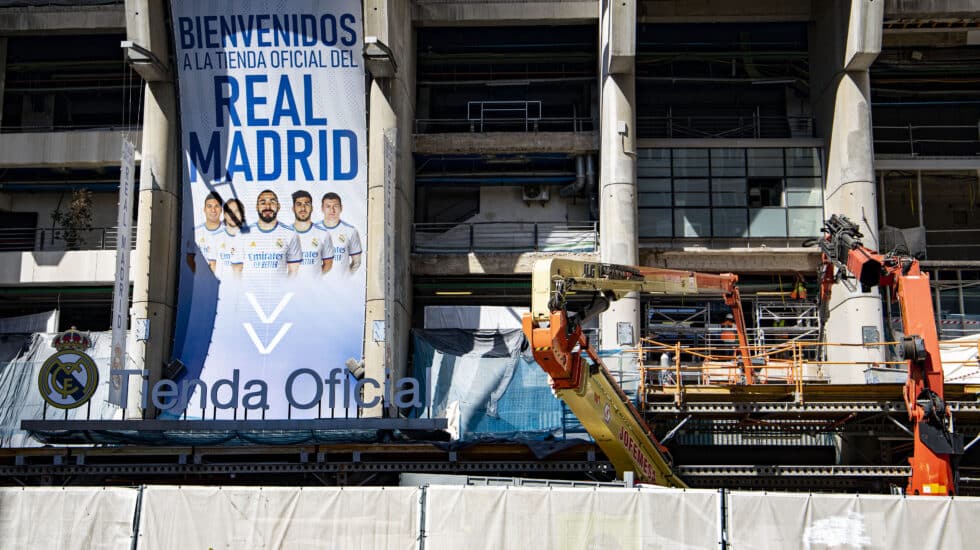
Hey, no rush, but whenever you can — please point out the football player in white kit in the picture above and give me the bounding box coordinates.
[244,189,301,277]
[317,192,362,275]
[186,191,223,272]
[291,190,333,275]
[208,198,246,279]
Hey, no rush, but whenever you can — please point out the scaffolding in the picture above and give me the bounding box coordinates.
[644,297,822,364]
[753,297,822,361]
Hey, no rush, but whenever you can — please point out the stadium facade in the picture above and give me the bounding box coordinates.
[0,0,979,491]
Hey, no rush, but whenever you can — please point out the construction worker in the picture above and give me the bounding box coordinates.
[720,313,737,342]
[790,275,808,300]
[719,312,744,381]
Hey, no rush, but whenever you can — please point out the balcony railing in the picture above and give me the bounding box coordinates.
[0,123,141,134]
[638,115,814,139]
[415,100,594,133]
[923,228,980,261]
[413,221,597,254]
[873,122,980,156]
[0,227,137,252]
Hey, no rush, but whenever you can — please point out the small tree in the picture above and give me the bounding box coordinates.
[51,189,94,250]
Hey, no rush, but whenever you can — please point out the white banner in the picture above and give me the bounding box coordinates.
[0,487,139,549]
[424,486,721,550]
[139,486,420,550]
[109,138,136,407]
[727,491,980,550]
[170,1,367,418]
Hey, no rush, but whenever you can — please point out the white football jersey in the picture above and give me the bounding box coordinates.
[188,222,223,262]
[241,222,302,274]
[293,224,333,274]
[317,220,362,275]
[210,228,244,280]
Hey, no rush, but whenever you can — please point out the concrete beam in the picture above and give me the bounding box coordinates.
[414,132,599,155]
[414,1,596,25]
[412,251,599,276]
[881,30,971,48]
[0,130,140,168]
[0,5,124,33]
[0,250,130,285]
[639,248,821,274]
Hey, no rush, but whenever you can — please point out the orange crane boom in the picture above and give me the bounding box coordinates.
[816,215,964,495]
[522,259,752,486]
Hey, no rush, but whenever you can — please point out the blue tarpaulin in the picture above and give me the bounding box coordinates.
[411,329,588,442]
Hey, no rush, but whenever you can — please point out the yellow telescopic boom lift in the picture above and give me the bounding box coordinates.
[522,259,750,486]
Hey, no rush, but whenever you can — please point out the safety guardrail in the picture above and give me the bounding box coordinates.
[637,114,814,139]
[638,337,980,407]
[415,100,594,133]
[923,228,980,261]
[412,221,597,253]
[0,227,137,252]
[873,122,980,156]
[0,123,140,133]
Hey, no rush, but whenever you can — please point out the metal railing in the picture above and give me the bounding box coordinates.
[639,339,887,406]
[0,227,137,252]
[0,123,141,134]
[638,114,814,139]
[468,100,541,132]
[873,122,980,156]
[412,221,597,254]
[923,228,980,261]
[415,101,594,133]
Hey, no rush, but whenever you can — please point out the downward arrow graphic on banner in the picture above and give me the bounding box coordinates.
[246,292,294,323]
[243,323,293,355]
[242,292,295,354]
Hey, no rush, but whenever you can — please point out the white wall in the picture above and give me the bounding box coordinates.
[0,130,137,169]
[5,191,121,228]
[466,185,590,224]
[0,250,128,285]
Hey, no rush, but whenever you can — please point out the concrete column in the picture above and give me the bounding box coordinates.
[363,79,395,417]
[813,1,884,383]
[0,38,7,209]
[126,0,178,414]
[0,37,7,129]
[823,71,884,382]
[363,0,415,416]
[598,0,640,351]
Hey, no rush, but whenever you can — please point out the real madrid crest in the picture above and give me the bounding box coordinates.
[37,327,99,409]
[276,238,284,248]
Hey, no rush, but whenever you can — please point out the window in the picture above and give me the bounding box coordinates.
[637,148,823,238]
[747,177,783,207]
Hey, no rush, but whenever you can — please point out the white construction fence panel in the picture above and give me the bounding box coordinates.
[0,487,138,549]
[423,485,721,550]
[137,486,420,550]
[727,491,980,549]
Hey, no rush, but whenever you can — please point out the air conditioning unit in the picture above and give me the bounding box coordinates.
[522,184,550,202]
